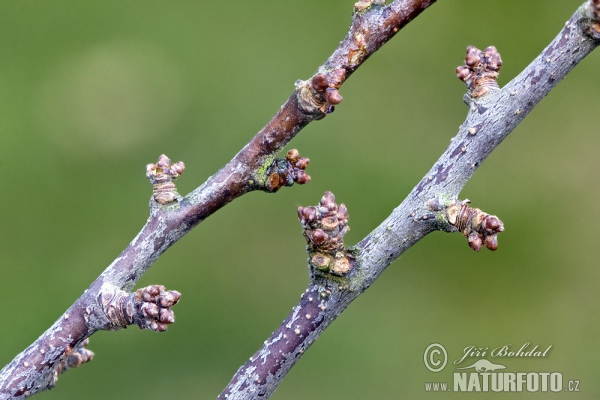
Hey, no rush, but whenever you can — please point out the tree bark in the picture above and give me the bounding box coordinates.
[219,2,600,398]
[1,0,598,399]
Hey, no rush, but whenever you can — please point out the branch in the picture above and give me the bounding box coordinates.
[0,0,435,398]
[219,1,600,398]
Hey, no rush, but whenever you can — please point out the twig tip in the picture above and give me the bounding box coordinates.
[299,192,352,275]
[146,155,185,204]
[447,201,504,252]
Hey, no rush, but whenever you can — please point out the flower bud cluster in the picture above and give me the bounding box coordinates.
[99,285,181,332]
[298,191,351,275]
[146,154,185,204]
[456,45,502,98]
[447,200,504,252]
[265,149,311,192]
[296,69,346,117]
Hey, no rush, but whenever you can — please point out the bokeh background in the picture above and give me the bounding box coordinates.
[1,1,598,399]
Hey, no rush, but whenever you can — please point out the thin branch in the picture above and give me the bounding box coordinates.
[0,0,436,398]
[219,2,600,398]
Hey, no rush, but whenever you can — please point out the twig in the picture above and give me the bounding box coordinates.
[0,0,435,398]
[219,2,600,398]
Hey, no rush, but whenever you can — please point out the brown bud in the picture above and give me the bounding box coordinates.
[484,46,502,71]
[159,308,175,324]
[294,170,311,184]
[295,157,309,170]
[170,161,185,177]
[337,204,348,223]
[287,149,300,162]
[468,233,483,252]
[484,234,498,251]
[158,290,181,307]
[320,191,334,204]
[141,303,159,318]
[483,215,503,233]
[309,229,330,246]
[154,321,167,332]
[324,202,338,213]
[55,339,95,377]
[156,154,170,169]
[324,88,343,105]
[299,206,317,224]
[311,74,329,93]
[465,46,480,67]
[320,191,337,210]
[297,207,305,221]
[456,65,471,81]
[141,285,160,301]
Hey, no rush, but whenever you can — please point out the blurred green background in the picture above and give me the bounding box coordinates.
[1,1,598,399]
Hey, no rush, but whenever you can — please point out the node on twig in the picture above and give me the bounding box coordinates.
[456,45,502,98]
[146,154,185,204]
[296,69,346,118]
[298,191,352,275]
[99,285,181,332]
[263,149,311,192]
[53,339,94,383]
[446,200,504,252]
[354,0,385,13]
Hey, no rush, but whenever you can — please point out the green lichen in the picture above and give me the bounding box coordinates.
[347,257,367,292]
[313,271,349,290]
[253,155,276,186]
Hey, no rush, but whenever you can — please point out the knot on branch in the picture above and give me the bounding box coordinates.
[447,200,504,252]
[146,154,185,205]
[456,45,502,98]
[354,0,385,13]
[99,285,181,332]
[263,149,311,193]
[296,69,345,118]
[298,191,352,275]
[54,339,94,380]
[348,31,368,66]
